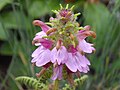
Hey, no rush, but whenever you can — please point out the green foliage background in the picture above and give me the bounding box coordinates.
[0,0,120,90]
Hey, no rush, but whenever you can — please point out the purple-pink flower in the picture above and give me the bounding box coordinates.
[31,5,96,81]
[51,46,68,65]
[51,65,63,80]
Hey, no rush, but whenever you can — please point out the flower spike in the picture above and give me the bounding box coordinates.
[31,4,96,82]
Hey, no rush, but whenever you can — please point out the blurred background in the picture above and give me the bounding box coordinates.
[0,0,120,90]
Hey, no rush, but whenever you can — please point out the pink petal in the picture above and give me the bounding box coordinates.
[51,67,59,80]
[51,47,57,63]
[33,20,51,32]
[31,46,45,58]
[76,52,87,67]
[31,46,51,67]
[77,26,96,40]
[51,65,63,80]
[33,31,47,46]
[36,49,51,67]
[82,66,90,73]
[65,53,77,72]
[33,31,53,48]
[78,40,95,53]
[75,52,90,73]
[51,46,68,65]
[58,65,63,80]
[40,39,53,49]
[34,31,47,39]
[68,45,77,53]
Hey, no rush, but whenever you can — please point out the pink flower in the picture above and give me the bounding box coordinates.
[31,46,51,67]
[32,20,53,48]
[77,25,96,53]
[78,40,95,53]
[32,31,53,49]
[51,65,63,80]
[65,46,90,73]
[51,46,68,65]
[31,5,96,81]
[33,31,47,46]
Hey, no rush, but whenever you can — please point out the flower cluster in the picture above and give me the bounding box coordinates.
[31,4,96,81]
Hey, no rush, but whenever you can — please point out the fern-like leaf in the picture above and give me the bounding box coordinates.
[15,76,44,90]
[62,75,88,90]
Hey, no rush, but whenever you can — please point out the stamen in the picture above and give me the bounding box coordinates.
[53,61,58,68]
[56,40,62,50]
[70,33,74,40]
[46,28,57,35]
[89,31,96,38]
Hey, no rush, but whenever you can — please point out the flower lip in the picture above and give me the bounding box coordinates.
[33,20,51,33]
[77,30,96,40]
[33,20,44,26]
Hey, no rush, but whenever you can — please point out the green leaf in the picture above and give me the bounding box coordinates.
[0,42,13,55]
[28,1,49,18]
[0,22,7,40]
[28,0,60,18]
[0,11,31,30]
[0,0,13,10]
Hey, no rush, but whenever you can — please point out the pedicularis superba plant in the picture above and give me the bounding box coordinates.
[16,4,96,90]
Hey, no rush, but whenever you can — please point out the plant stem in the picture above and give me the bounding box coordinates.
[53,79,59,90]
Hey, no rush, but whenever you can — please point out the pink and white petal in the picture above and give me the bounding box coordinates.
[82,66,89,73]
[51,47,58,63]
[65,53,77,72]
[31,46,45,57]
[33,31,47,46]
[31,56,39,63]
[33,31,46,40]
[51,66,59,80]
[35,43,41,46]
[58,65,63,80]
[77,65,83,72]
[82,56,91,65]
[77,53,91,66]
[36,31,47,37]
[36,49,51,67]
[76,52,87,67]
[79,40,95,53]
[40,39,53,49]
[57,46,68,65]
[77,29,96,40]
